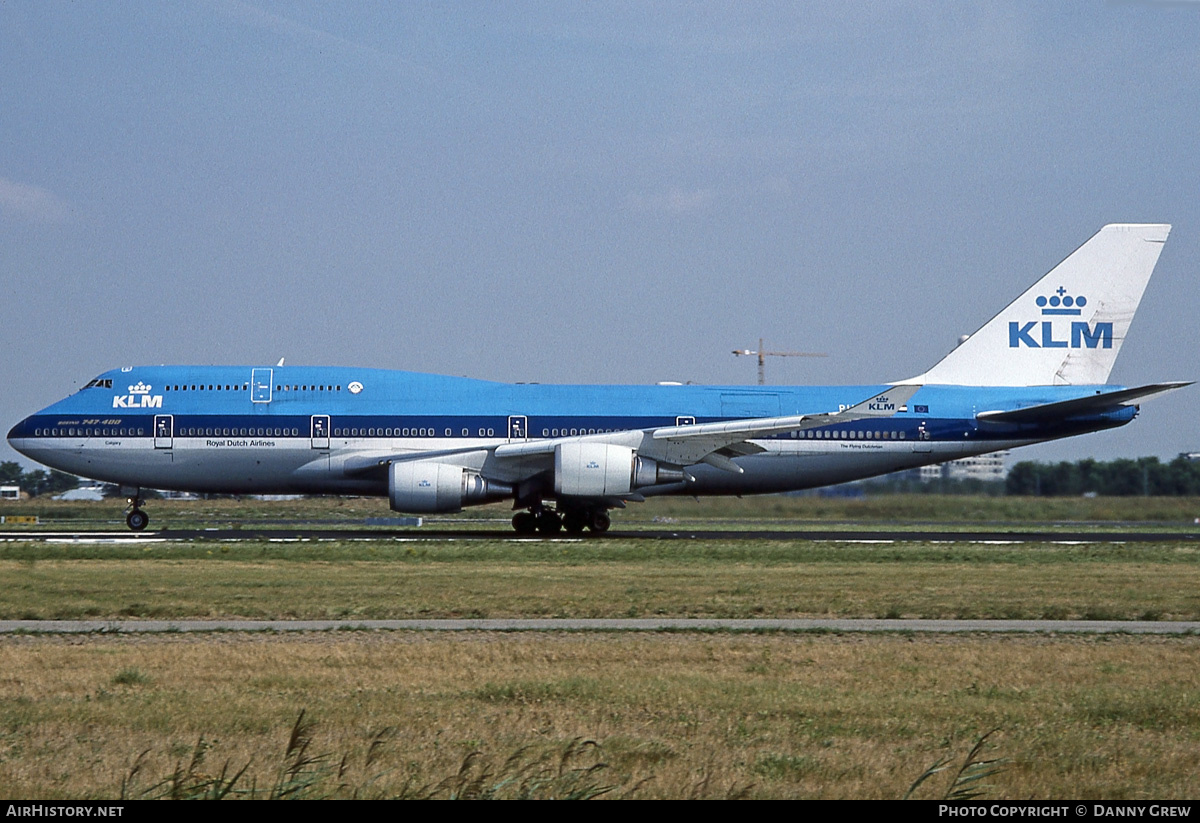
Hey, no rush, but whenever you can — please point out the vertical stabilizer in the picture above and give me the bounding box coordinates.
[900,223,1170,386]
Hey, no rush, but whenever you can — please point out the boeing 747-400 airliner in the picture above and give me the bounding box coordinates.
[8,224,1189,533]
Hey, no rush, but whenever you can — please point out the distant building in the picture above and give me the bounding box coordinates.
[918,465,943,482]
[0,486,20,501]
[55,486,107,501]
[919,451,1010,483]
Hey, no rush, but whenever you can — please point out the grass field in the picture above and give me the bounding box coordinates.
[4,493,1200,530]
[1,633,1197,799]
[2,495,1199,799]
[2,540,1199,621]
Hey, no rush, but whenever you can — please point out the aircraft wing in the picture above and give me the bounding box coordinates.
[638,385,922,468]
[342,447,493,476]
[975,382,1191,425]
[343,386,921,479]
[492,385,921,469]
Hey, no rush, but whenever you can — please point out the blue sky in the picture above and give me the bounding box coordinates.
[2,1,1198,467]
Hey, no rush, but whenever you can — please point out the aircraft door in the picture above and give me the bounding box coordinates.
[311,415,330,449]
[912,422,932,453]
[154,415,173,449]
[507,415,528,441]
[251,369,273,403]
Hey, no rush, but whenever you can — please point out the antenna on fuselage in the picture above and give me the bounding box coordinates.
[732,338,827,385]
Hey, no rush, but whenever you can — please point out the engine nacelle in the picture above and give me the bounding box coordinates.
[554,443,685,497]
[389,461,511,513]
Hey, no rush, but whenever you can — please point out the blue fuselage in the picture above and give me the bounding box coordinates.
[8,365,1134,497]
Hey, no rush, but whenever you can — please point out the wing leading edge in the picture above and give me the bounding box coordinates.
[343,385,922,477]
[640,384,922,467]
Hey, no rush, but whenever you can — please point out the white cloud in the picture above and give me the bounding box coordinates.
[0,178,71,223]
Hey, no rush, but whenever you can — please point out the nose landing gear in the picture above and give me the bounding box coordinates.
[125,491,149,532]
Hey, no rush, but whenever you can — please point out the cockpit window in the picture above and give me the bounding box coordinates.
[81,378,113,390]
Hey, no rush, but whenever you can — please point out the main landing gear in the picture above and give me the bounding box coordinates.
[125,492,149,532]
[511,505,611,535]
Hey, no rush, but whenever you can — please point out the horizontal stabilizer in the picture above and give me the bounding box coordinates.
[976,382,1191,425]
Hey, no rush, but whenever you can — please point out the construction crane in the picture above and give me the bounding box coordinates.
[732,338,828,385]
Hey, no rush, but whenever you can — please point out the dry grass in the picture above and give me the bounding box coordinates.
[0,632,1197,799]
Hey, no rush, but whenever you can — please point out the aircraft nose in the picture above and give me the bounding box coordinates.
[7,418,31,457]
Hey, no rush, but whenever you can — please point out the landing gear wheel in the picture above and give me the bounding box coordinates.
[512,511,538,535]
[126,509,149,532]
[535,510,563,534]
[562,513,587,534]
[588,511,611,533]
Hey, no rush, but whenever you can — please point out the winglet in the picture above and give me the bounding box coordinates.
[835,384,922,419]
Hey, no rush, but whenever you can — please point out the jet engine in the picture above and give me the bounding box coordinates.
[554,442,685,496]
[389,461,512,513]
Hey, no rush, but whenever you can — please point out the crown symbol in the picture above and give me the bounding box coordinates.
[129,382,152,394]
[1036,286,1086,316]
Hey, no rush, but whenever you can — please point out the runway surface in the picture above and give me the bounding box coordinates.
[2,618,1198,634]
[2,527,1199,542]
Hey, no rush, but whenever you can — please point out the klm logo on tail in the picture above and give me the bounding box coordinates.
[1008,287,1112,349]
